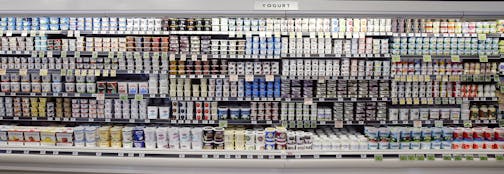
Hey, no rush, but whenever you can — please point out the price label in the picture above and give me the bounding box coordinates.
[400,155,408,161]
[413,120,422,128]
[45,51,54,58]
[96,93,105,100]
[392,55,401,62]
[477,34,487,41]
[31,51,37,57]
[60,51,67,58]
[496,154,504,161]
[117,94,127,101]
[454,155,463,161]
[309,32,316,38]
[479,55,488,63]
[134,52,141,59]
[451,55,460,62]
[245,75,254,82]
[296,32,302,38]
[374,154,383,161]
[6,30,12,36]
[108,52,114,58]
[423,55,432,62]
[92,69,100,76]
[229,75,238,82]
[463,120,473,128]
[134,94,143,101]
[74,30,80,37]
[20,30,28,37]
[74,51,80,58]
[169,54,176,61]
[110,70,116,77]
[91,51,98,58]
[219,120,228,128]
[399,98,406,105]
[143,52,150,59]
[416,154,425,161]
[297,121,304,128]
[265,75,274,82]
[180,54,187,61]
[304,98,313,105]
[39,69,48,76]
[334,120,343,128]
[80,69,87,76]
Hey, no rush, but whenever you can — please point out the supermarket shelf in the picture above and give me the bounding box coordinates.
[285,76,391,80]
[1,154,503,174]
[396,55,501,60]
[0,92,142,99]
[391,97,498,103]
[282,53,391,59]
[392,32,502,38]
[2,30,503,38]
[391,74,499,82]
[0,116,499,126]
[0,146,503,160]
[0,92,284,102]
[284,97,390,102]
[150,96,283,102]
[0,92,395,103]
[0,50,283,59]
[0,69,282,79]
[0,50,501,62]
[0,117,280,125]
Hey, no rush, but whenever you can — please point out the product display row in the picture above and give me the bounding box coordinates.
[2,125,503,151]
[391,37,500,56]
[0,14,503,168]
[391,62,497,75]
[388,103,498,121]
[365,126,504,150]
[3,17,503,34]
[5,36,501,56]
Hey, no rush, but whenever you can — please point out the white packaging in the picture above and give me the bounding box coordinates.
[159,107,171,119]
[147,106,158,119]
[156,127,169,149]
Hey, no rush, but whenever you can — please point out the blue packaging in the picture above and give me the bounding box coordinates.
[378,127,390,141]
[389,142,400,149]
[252,88,259,97]
[400,142,410,149]
[432,127,442,141]
[431,141,441,149]
[421,127,432,141]
[266,90,273,98]
[40,24,49,31]
[132,128,144,141]
[49,17,59,24]
[217,107,228,119]
[400,127,411,141]
[50,24,59,30]
[412,128,422,141]
[229,108,240,120]
[441,141,451,149]
[442,127,453,141]
[259,90,266,97]
[39,17,49,24]
[240,108,250,120]
[133,141,145,148]
[368,142,378,150]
